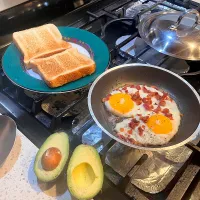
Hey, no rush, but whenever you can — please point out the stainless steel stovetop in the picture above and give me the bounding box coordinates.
[0,0,200,199]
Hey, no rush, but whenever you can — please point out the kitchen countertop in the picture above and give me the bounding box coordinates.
[193,0,200,3]
[0,0,28,12]
[0,129,74,200]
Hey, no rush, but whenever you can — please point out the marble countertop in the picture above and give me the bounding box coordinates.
[0,129,74,200]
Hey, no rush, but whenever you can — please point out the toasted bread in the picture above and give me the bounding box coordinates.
[13,24,71,65]
[28,48,96,88]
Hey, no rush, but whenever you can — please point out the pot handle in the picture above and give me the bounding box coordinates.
[170,9,200,30]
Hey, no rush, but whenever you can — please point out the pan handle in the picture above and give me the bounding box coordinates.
[185,142,200,153]
[179,71,200,77]
[170,9,200,30]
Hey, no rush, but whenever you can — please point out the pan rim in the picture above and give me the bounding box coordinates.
[88,63,200,151]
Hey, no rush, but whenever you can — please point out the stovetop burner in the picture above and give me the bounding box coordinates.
[0,0,200,199]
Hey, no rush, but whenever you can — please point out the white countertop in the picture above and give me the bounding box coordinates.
[0,129,74,200]
[193,0,200,3]
[0,0,28,12]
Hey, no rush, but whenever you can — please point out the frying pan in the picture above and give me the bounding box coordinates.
[88,64,200,151]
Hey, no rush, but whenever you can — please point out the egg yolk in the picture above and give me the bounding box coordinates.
[147,114,172,134]
[109,93,134,114]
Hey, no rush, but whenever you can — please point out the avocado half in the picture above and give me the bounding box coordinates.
[67,145,104,200]
[34,132,69,182]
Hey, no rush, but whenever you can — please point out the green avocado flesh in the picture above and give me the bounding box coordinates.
[34,132,69,182]
[67,144,104,200]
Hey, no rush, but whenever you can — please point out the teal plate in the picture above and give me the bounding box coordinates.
[2,27,110,93]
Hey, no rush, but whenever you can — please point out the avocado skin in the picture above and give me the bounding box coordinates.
[34,132,69,182]
[67,144,104,200]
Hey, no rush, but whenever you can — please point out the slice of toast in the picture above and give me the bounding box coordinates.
[13,24,71,66]
[28,48,96,88]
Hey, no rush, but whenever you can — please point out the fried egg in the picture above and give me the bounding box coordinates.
[103,84,181,145]
[104,85,162,117]
[115,112,180,145]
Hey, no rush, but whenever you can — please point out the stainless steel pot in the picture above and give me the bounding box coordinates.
[138,9,200,60]
[88,64,200,151]
[0,115,16,166]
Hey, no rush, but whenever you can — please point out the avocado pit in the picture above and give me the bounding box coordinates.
[41,147,62,171]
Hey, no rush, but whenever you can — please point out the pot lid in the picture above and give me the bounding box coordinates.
[138,9,200,60]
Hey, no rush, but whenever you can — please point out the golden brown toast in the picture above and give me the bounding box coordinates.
[28,48,96,88]
[13,24,71,66]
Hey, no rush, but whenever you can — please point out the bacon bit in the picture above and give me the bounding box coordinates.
[155,93,162,100]
[142,97,152,104]
[169,97,173,102]
[151,85,158,90]
[165,113,173,120]
[162,108,169,114]
[154,106,161,113]
[161,92,168,100]
[132,118,139,123]
[120,128,124,132]
[131,91,139,100]
[128,129,132,135]
[135,99,142,105]
[164,95,173,102]
[159,100,166,107]
[130,84,135,88]
[142,125,145,129]
[131,91,142,105]
[140,116,149,123]
[143,86,150,93]
[161,108,173,120]
[128,137,137,144]
[125,89,128,93]
[138,126,144,136]
[102,94,111,102]
[143,103,153,111]
[117,133,127,141]
[137,114,142,116]
[147,92,155,98]
[129,118,139,130]
[122,86,128,90]
[136,85,141,90]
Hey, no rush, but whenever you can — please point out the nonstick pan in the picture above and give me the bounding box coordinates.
[88,64,200,151]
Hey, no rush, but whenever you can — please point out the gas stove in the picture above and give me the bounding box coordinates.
[0,0,200,199]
